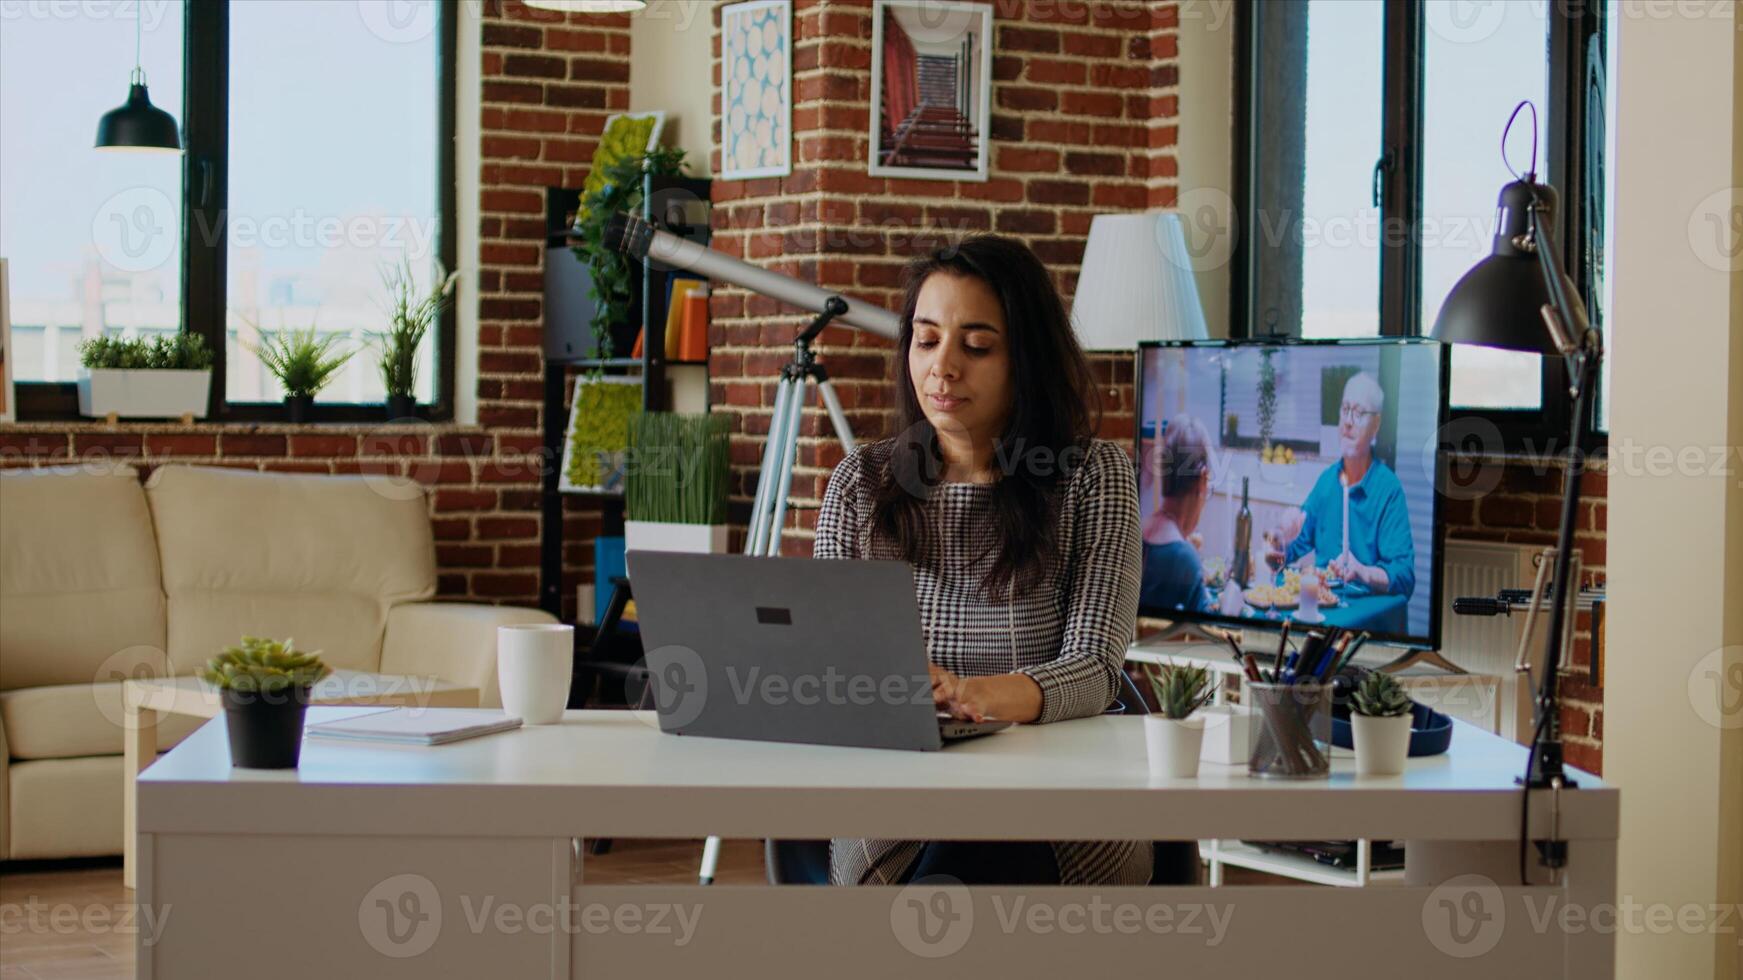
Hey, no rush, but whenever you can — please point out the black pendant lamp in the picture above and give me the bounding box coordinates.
[95,10,180,152]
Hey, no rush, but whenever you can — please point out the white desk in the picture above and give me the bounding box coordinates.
[137,708,1618,979]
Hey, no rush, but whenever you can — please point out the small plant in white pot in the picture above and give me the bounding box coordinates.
[624,412,730,554]
[77,333,214,419]
[1142,664,1215,779]
[1349,670,1413,776]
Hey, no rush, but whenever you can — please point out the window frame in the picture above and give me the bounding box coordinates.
[1231,0,1608,456]
[14,0,458,424]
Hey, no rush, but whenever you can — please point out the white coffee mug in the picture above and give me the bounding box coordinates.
[498,624,573,725]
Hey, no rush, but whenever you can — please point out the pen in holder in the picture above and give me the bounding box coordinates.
[1247,681,1332,779]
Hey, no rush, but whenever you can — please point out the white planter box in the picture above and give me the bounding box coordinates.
[78,369,211,419]
[624,520,729,555]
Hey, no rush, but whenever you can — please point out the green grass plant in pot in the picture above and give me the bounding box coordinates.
[624,412,730,554]
[1142,664,1215,779]
[377,258,458,419]
[198,637,331,769]
[249,324,354,423]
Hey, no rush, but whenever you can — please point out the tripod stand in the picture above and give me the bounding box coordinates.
[696,297,858,885]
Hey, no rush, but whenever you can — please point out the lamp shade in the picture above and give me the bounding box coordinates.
[1430,179,1571,356]
[523,0,647,11]
[94,83,181,152]
[1070,212,1208,351]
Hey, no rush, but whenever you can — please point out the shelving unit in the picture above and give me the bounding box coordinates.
[538,176,713,621]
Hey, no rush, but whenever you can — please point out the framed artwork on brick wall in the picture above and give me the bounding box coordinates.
[868,0,992,182]
[721,0,792,180]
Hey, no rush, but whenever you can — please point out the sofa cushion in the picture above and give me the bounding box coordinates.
[0,464,170,692]
[7,756,127,859]
[145,466,437,675]
[0,682,204,760]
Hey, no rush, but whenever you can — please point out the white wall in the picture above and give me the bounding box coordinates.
[629,0,717,175]
[1606,5,1743,978]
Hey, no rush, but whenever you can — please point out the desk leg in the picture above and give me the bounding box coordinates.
[122,704,158,891]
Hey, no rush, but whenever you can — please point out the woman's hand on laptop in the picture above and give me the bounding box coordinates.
[931,666,1043,724]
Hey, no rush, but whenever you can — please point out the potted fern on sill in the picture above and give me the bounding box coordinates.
[1349,670,1413,776]
[76,332,214,419]
[1141,663,1215,779]
[198,636,331,769]
[249,324,354,423]
[377,258,458,419]
[624,412,730,554]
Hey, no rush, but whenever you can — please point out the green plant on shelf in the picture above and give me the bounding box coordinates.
[198,637,331,694]
[626,412,729,526]
[569,145,689,372]
[248,323,355,398]
[566,378,642,491]
[78,332,214,371]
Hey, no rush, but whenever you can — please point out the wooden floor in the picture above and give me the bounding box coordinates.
[0,841,1291,978]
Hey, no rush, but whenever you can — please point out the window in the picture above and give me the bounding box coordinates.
[1234,0,1609,450]
[0,1,186,385]
[2,1,456,421]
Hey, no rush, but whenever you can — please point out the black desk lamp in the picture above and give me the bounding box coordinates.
[1431,102,1600,879]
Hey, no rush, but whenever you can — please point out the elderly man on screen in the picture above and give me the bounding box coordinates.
[1265,372,1415,599]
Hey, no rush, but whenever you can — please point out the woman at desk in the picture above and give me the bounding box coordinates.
[813,236,1148,887]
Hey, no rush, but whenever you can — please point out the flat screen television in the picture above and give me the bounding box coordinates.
[1135,338,1448,649]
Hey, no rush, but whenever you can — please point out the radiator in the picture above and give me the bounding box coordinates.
[1439,540,1541,743]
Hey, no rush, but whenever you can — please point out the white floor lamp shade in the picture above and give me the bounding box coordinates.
[1070,211,1209,350]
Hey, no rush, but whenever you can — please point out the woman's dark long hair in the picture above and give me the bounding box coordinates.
[868,235,1098,600]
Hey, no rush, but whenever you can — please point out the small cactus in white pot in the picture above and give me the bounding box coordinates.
[1142,664,1215,779]
[1349,670,1413,776]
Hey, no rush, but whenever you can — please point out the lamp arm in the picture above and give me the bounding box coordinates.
[1526,196,1602,367]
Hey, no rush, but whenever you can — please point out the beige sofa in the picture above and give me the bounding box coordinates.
[0,463,555,860]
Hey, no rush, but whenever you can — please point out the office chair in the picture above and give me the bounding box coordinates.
[764,668,1202,886]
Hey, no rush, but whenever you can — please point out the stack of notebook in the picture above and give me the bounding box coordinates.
[305,708,522,746]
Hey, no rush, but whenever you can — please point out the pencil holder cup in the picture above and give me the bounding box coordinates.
[1246,682,1332,779]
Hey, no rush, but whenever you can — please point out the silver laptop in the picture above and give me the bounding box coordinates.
[627,552,1012,751]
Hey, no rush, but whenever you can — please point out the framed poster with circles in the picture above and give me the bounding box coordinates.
[721,0,792,180]
[869,0,992,181]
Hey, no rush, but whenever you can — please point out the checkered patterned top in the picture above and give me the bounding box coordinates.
[815,437,1150,886]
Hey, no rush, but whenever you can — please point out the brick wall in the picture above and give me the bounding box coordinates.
[707,0,1170,557]
[0,0,632,621]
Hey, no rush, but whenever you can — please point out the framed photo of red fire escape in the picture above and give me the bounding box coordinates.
[868,0,993,181]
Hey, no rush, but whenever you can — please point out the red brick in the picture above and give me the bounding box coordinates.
[438,433,495,457]
[431,517,471,541]
[434,489,498,512]
[482,80,543,105]
[996,146,1061,173]
[569,58,629,84]
[1479,495,1535,528]
[1063,91,1125,117]
[479,406,539,429]
[220,433,287,457]
[544,27,609,52]
[1028,180,1091,207]
[999,25,1060,53]
[995,209,1057,235]
[1066,151,1126,176]
[438,544,495,568]
[546,84,608,109]
[481,22,542,48]
[497,544,542,568]
[145,434,217,456]
[1025,58,1085,85]
[286,434,355,458]
[478,516,539,539]
[998,87,1058,112]
[472,572,538,598]
[72,432,143,455]
[1062,31,1120,58]
[502,53,566,79]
